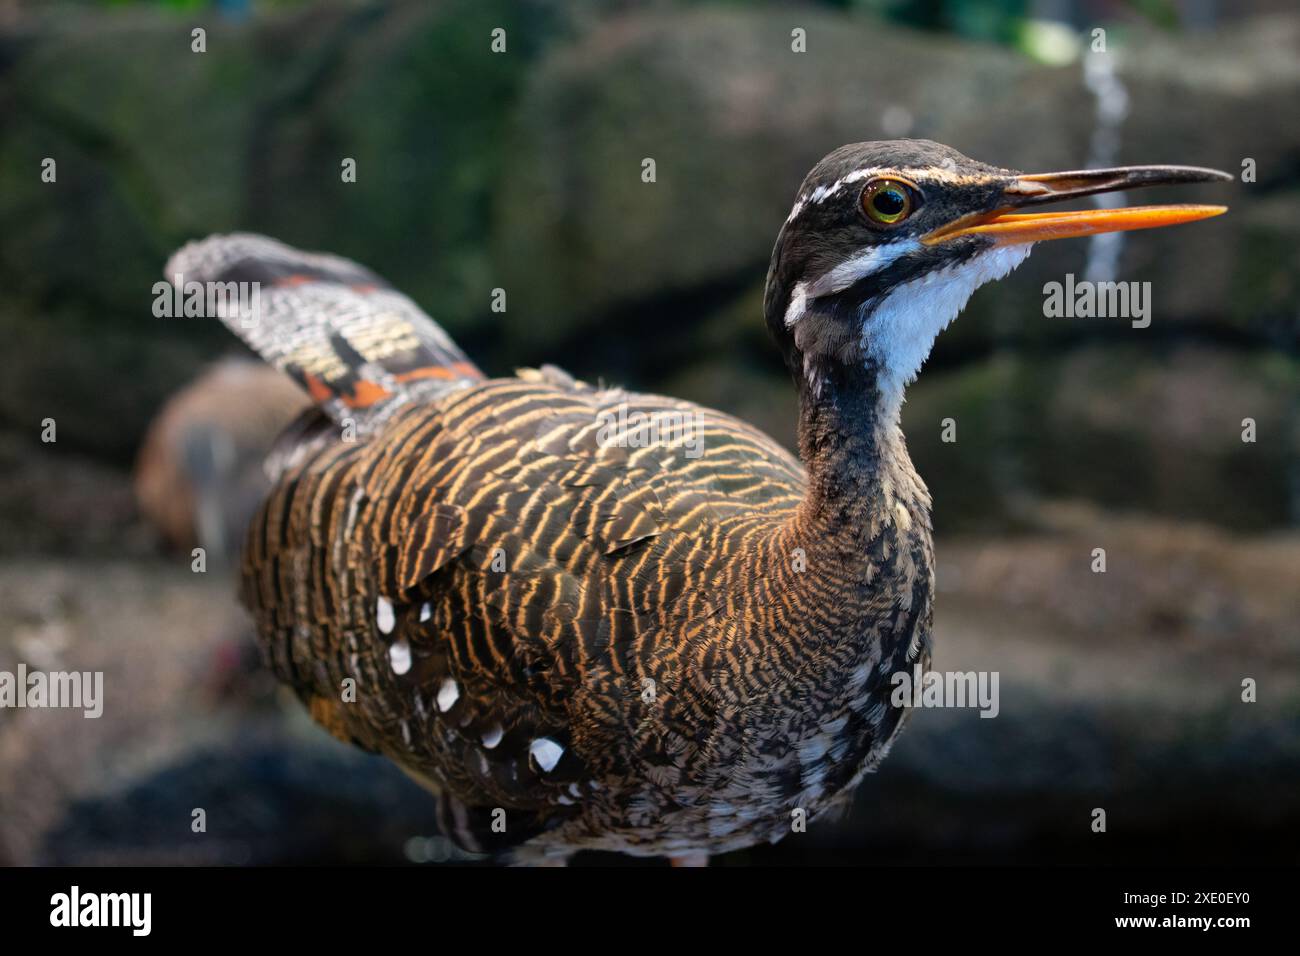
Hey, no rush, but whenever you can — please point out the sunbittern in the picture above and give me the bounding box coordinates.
[169,140,1228,865]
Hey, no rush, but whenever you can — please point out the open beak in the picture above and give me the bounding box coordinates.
[923,164,1231,246]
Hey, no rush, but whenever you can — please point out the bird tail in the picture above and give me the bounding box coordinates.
[164,233,484,428]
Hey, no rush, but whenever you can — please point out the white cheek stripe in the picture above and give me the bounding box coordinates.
[784,281,809,328]
[805,240,922,298]
[785,239,921,328]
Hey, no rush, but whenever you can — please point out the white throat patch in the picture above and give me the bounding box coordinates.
[862,244,1033,416]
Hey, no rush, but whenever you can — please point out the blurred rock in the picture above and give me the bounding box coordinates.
[0,432,142,557]
[499,7,1298,355]
[0,0,566,462]
[903,342,1300,533]
[2,515,1295,865]
[1,2,1295,468]
[829,506,1300,866]
[39,739,448,866]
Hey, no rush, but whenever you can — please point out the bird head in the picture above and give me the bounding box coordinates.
[765,139,1229,410]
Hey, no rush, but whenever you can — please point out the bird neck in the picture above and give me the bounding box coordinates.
[753,356,933,682]
[791,358,931,547]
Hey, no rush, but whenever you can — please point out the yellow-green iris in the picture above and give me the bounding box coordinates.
[862,179,914,225]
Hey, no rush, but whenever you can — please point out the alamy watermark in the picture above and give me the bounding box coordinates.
[890,664,999,718]
[1043,273,1150,328]
[596,404,705,459]
[0,665,103,718]
[152,273,261,329]
[50,886,150,936]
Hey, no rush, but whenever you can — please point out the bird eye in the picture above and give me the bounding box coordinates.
[861,178,915,225]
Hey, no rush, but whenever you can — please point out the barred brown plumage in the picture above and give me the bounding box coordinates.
[236,369,917,861]
[170,140,1228,863]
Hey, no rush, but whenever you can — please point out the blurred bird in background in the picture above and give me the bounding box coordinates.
[134,357,310,563]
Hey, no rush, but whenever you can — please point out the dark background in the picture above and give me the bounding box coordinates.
[0,0,1296,865]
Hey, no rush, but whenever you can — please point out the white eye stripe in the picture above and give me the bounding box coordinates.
[786,167,883,223]
[786,164,993,224]
[811,168,879,204]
